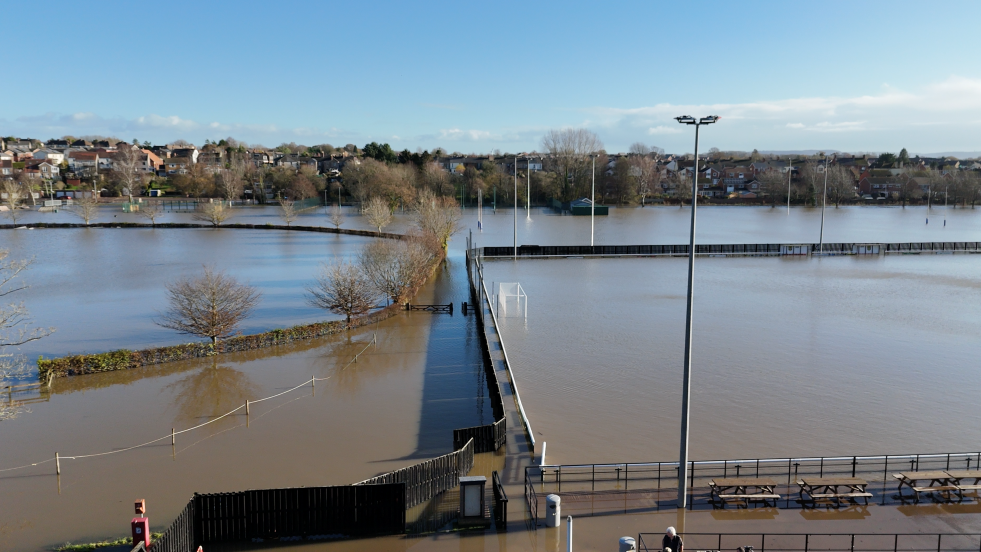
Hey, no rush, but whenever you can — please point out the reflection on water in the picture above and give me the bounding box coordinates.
[485,254,981,465]
[165,359,260,428]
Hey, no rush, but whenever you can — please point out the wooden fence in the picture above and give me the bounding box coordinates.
[481,241,981,258]
[148,498,195,552]
[357,439,474,508]
[194,484,405,542]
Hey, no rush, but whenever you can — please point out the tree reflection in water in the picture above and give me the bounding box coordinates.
[165,358,260,429]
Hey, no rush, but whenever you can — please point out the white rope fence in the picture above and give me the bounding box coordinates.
[0,333,378,476]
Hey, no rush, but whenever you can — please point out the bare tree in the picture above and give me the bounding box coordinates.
[897,171,920,208]
[329,204,344,228]
[359,237,439,305]
[216,159,246,201]
[756,170,786,207]
[629,155,660,206]
[138,200,164,225]
[306,261,376,322]
[71,194,100,225]
[111,145,145,202]
[826,165,856,207]
[541,128,604,199]
[156,266,261,344]
[280,198,298,227]
[194,202,233,227]
[413,189,462,251]
[1,250,54,420]
[342,159,381,208]
[671,172,692,207]
[364,196,392,232]
[1,180,24,225]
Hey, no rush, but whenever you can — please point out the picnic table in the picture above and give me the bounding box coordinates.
[894,471,963,502]
[709,477,780,506]
[797,477,872,506]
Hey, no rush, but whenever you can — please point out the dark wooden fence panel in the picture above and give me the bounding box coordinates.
[150,498,194,552]
[192,483,404,544]
[358,439,474,508]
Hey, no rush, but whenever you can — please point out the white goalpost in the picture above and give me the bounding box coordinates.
[496,282,527,319]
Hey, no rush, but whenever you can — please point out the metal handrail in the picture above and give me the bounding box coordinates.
[637,532,981,552]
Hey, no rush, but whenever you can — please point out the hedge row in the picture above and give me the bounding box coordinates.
[0,222,403,240]
[37,303,403,380]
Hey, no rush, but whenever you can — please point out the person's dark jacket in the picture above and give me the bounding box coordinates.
[663,534,683,552]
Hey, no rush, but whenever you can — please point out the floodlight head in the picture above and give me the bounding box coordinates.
[700,116,720,124]
[675,116,696,125]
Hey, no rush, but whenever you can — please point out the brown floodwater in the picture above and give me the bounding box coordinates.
[483,253,981,465]
[0,253,489,551]
[3,205,981,550]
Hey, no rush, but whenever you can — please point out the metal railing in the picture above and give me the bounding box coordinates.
[480,241,981,258]
[637,532,981,552]
[524,450,981,521]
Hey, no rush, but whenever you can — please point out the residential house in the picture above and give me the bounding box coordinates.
[24,159,59,180]
[252,151,274,166]
[858,176,904,198]
[67,151,100,174]
[275,155,318,171]
[46,139,71,148]
[70,139,92,148]
[164,157,191,175]
[1,160,12,176]
[172,148,199,164]
[33,149,65,164]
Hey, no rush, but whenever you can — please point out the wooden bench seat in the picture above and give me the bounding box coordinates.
[956,484,981,491]
[912,486,959,493]
[717,494,781,500]
[808,492,873,499]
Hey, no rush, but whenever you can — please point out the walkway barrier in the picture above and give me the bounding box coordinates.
[525,450,981,523]
[637,532,981,552]
[467,241,534,451]
[480,241,981,258]
[493,470,508,530]
[356,438,474,508]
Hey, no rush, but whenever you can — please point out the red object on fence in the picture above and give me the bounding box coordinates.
[135,499,146,516]
[132,517,150,548]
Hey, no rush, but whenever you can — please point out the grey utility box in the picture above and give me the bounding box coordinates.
[459,476,487,522]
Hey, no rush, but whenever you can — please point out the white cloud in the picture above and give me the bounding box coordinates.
[581,75,981,151]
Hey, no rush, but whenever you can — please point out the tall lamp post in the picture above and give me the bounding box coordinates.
[674,115,719,508]
[818,154,830,255]
[590,154,597,246]
[514,157,518,259]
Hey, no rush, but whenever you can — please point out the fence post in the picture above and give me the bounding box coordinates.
[852,457,857,477]
[938,534,942,552]
[172,427,176,445]
[55,452,60,475]
[851,534,855,552]
[895,534,898,552]
[805,534,809,552]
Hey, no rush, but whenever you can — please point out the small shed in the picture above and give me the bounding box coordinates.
[569,197,608,216]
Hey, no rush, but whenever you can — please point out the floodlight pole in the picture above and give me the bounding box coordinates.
[819,155,829,255]
[527,156,532,218]
[675,115,717,509]
[514,157,518,259]
[591,154,596,247]
[787,157,792,214]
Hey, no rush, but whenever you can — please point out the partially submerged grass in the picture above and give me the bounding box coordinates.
[54,533,162,552]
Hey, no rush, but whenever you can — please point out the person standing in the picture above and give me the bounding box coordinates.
[663,527,683,552]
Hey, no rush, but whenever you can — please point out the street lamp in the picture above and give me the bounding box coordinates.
[514,156,518,259]
[591,154,597,247]
[674,114,719,508]
[818,154,830,255]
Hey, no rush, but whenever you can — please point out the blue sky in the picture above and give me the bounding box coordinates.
[4,1,981,155]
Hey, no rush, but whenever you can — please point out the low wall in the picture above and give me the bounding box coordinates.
[0,221,403,240]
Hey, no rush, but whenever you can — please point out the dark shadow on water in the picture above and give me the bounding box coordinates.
[412,257,492,458]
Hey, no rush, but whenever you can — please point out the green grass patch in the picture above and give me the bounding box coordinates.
[54,533,162,551]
